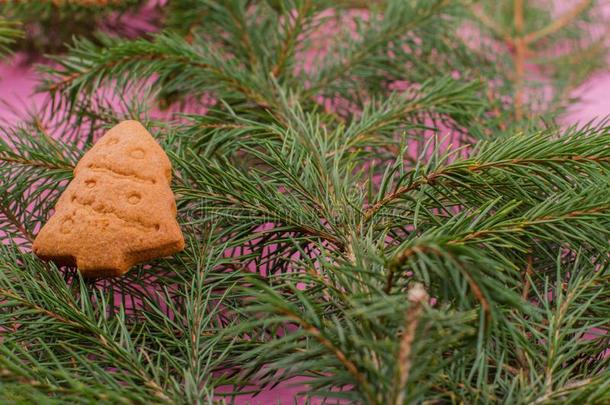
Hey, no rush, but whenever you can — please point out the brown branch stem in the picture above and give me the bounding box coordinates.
[468,4,513,47]
[0,155,74,171]
[364,154,610,222]
[272,0,312,78]
[0,287,80,327]
[0,202,34,242]
[393,283,428,405]
[524,0,592,45]
[513,0,526,121]
[280,308,378,405]
[514,255,533,372]
[47,53,273,111]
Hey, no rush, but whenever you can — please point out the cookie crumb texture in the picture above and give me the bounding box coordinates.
[32,120,185,278]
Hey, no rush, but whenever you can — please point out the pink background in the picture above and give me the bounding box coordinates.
[1,7,609,404]
[2,60,609,405]
[2,44,609,126]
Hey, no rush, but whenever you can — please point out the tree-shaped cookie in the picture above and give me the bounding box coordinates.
[33,120,185,277]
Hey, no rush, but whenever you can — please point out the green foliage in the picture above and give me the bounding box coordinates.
[1,0,609,404]
[0,17,22,58]
[467,0,608,116]
[0,0,148,55]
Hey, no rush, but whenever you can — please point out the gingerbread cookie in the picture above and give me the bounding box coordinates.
[33,120,185,278]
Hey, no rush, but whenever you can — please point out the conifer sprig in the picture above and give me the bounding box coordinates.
[0,0,149,55]
[1,0,609,403]
[0,17,22,58]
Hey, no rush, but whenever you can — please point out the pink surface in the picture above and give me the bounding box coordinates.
[564,72,610,124]
[1,12,609,405]
[2,59,609,405]
[2,56,609,125]
[0,56,45,123]
[0,56,317,405]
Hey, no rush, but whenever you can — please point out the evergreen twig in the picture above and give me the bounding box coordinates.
[0,1,608,403]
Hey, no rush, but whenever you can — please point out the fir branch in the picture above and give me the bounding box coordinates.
[365,124,610,221]
[467,3,513,47]
[271,0,314,78]
[41,34,277,112]
[277,303,378,404]
[0,123,78,172]
[0,0,149,55]
[393,283,428,405]
[1,1,609,403]
[305,0,452,96]
[0,17,22,58]
[523,0,593,45]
